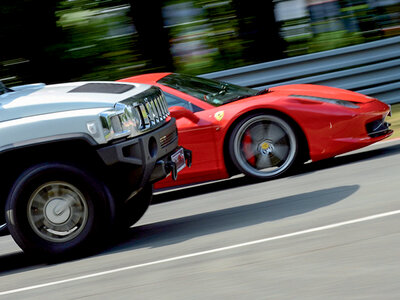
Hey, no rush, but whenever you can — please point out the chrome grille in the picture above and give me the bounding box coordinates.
[136,89,169,130]
[122,86,170,133]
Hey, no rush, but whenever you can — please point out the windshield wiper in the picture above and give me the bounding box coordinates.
[0,81,14,95]
[222,95,252,104]
[204,84,229,102]
[224,89,270,104]
[256,88,270,95]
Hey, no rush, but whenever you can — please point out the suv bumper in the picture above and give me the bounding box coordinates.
[96,119,191,186]
[150,147,192,183]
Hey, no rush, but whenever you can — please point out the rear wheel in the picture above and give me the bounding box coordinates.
[229,113,299,180]
[5,163,114,257]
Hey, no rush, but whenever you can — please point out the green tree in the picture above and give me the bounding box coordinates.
[232,0,287,63]
[128,0,174,71]
[0,0,62,84]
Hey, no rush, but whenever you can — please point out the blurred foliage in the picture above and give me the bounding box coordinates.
[164,0,247,74]
[280,0,400,57]
[0,0,399,86]
[55,0,142,81]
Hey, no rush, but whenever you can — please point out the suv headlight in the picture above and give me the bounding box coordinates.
[99,103,140,142]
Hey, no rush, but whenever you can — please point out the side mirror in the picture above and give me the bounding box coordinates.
[169,106,200,123]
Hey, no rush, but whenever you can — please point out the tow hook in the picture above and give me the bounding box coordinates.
[166,161,178,181]
[184,149,192,168]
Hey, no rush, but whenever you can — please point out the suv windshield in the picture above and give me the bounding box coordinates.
[158,73,259,106]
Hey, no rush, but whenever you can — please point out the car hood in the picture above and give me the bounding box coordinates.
[0,81,151,122]
[269,84,375,103]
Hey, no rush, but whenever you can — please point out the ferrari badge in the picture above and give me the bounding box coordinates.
[214,111,224,121]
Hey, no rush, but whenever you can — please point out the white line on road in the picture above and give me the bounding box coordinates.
[1,209,400,296]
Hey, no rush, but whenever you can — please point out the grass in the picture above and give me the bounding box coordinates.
[388,103,400,140]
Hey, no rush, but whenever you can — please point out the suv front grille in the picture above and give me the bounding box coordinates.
[122,86,170,133]
[136,93,169,128]
[135,88,169,130]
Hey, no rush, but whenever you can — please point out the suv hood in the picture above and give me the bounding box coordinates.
[0,81,151,122]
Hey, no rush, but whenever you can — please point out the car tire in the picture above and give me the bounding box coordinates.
[229,113,299,180]
[0,201,8,236]
[5,162,115,258]
[115,183,153,231]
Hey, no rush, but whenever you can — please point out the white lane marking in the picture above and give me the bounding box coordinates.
[1,209,400,296]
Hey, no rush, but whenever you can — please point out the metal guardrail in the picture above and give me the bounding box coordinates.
[202,36,400,104]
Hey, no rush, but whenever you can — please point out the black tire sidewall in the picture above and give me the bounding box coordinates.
[0,201,7,236]
[115,183,153,231]
[6,163,112,257]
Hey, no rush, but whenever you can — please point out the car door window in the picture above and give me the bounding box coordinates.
[164,92,203,112]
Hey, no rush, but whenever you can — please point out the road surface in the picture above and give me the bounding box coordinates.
[1,139,399,299]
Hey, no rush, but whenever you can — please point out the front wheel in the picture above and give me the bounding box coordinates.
[229,113,299,180]
[5,163,114,257]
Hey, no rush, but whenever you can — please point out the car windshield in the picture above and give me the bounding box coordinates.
[158,73,259,106]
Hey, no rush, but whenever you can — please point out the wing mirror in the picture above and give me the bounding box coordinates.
[169,106,200,123]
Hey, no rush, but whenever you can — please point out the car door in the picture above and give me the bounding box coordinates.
[156,92,222,188]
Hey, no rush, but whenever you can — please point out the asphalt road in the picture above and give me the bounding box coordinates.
[1,139,400,299]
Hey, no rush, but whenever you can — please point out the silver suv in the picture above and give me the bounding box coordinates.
[0,80,190,257]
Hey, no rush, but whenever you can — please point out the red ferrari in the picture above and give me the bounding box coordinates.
[119,73,392,189]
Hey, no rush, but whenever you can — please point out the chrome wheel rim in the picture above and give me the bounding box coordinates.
[27,181,88,243]
[234,115,297,178]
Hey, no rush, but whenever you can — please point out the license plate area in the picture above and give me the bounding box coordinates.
[171,147,186,173]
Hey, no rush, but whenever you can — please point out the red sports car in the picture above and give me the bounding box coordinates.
[119,73,392,190]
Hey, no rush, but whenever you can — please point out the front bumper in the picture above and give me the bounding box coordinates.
[150,147,192,183]
[96,119,191,187]
[309,99,393,161]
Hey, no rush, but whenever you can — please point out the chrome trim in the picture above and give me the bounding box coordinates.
[125,86,170,131]
[100,106,131,142]
[27,181,89,243]
[100,86,170,142]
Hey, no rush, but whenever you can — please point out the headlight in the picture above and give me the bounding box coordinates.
[100,103,140,142]
[291,95,360,108]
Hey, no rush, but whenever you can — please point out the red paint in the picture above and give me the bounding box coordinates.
[119,74,392,190]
